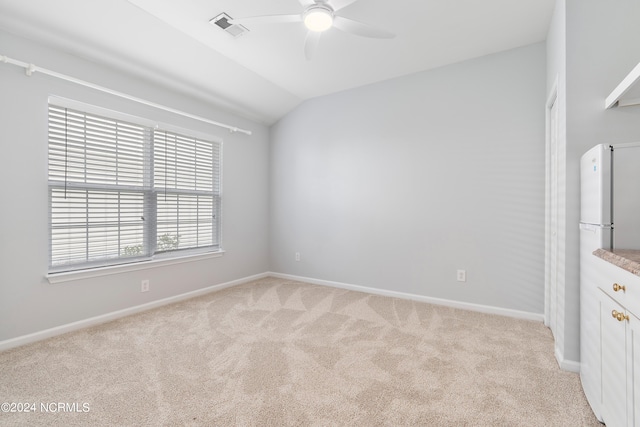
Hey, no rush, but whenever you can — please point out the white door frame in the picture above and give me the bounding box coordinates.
[545,78,559,331]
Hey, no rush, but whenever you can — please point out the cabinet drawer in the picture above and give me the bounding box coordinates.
[594,255,640,317]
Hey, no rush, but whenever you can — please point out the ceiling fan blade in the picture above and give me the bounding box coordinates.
[298,0,317,6]
[229,14,302,26]
[328,0,360,12]
[332,15,395,39]
[304,31,321,60]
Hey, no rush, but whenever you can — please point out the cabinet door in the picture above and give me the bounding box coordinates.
[600,290,628,427]
[582,253,605,418]
[630,312,640,426]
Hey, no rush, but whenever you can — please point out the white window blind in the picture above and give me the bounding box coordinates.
[154,130,221,253]
[48,103,221,273]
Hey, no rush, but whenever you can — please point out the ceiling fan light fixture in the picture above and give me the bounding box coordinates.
[304,7,333,32]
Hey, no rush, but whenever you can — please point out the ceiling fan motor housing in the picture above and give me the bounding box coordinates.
[303,5,334,32]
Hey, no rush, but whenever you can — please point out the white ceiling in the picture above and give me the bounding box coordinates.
[0,0,555,124]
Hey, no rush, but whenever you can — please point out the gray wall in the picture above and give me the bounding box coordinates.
[545,0,640,365]
[14,3,635,355]
[270,43,547,314]
[0,31,270,342]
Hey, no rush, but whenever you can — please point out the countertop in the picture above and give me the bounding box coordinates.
[593,248,640,277]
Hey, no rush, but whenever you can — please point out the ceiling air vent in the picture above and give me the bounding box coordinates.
[210,13,248,38]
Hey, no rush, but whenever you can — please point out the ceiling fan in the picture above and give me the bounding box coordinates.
[230,0,395,60]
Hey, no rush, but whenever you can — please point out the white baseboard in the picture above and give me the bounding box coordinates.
[0,272,269,352]
[555,346,581,373]
[1,271,556,362]
[269,272,545,322]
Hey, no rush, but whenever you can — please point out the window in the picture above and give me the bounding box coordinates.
[48,102,221,273]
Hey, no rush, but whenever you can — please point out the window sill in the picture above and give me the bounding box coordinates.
[46,250,225,284]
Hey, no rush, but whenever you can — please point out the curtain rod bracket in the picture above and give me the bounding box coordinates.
[26,64,36,77]
[1,56,7,64]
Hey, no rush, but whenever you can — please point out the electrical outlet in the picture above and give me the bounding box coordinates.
[295,252,301,262]
[456,270,466,282]
[141,279,150,292]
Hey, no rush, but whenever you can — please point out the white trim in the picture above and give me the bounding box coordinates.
[0,54,252,135]
[269,272,545,322]
[545,77,559,329]
[0,272,268,352]
[48,96,225,144]
[605,61,640,109]
[49,95,158,129]
[555,346,580,373]
[47,250,226,284]
[3,271,562,370]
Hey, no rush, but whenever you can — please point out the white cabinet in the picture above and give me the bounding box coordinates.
[581,252,605,419]
[599,290,630,427]
[594,254,640,427]
[630,312,640,425]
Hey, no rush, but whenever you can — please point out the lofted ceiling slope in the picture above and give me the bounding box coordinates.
[0,0,555,125]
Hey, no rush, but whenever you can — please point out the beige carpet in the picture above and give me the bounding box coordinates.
[0,277,599,426]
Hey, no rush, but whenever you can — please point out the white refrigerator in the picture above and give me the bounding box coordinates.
[579,142,640,420]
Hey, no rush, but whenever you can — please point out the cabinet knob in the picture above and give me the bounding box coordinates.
[612,310,630,322]
[613,283,626,292]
